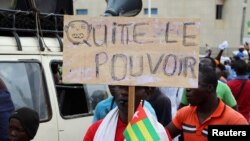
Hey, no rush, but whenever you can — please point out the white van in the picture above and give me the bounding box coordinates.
[0,9,109,141]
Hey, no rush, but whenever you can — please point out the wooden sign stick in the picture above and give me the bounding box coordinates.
[128,86,135,122]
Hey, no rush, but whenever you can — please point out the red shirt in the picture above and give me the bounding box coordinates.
[83,117,127,141]
[227,79,250,122]
[83,117,172,141]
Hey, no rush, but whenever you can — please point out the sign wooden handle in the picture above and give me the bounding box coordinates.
[128,86,135,122]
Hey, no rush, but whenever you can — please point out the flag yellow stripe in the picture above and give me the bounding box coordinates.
[126,124,138,141]
[137,120,153,141]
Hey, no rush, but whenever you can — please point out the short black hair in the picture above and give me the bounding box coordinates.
[233,59,247,75]
[199,65,218,91]
[200,57,217,70]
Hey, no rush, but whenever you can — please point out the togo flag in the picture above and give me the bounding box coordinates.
[248,21,250,34]
[123,104,170,141]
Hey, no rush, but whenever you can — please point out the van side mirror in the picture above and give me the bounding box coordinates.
[104,0,142,17]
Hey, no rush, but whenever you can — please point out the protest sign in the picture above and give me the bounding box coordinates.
[63,16,200,88]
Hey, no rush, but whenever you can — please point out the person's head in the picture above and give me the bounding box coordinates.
[224,60,230,66]
[232,59,247,76]
[9,107,40,141]
[51,63,59,74]
[108,85,151,122]
[186,66,218,106]
[91,90,108,109]
[216,63,227,79]
[239,45,244,52]
[199,57,217,70]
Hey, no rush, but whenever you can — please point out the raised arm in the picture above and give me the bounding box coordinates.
[215,49,224,63]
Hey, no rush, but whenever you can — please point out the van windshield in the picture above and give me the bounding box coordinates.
[0,62,50,121]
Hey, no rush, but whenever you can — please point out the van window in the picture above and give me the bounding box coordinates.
[50,61,108,118]
[56,83,90,117]
[0,62,51,121]
[51,61,91,118]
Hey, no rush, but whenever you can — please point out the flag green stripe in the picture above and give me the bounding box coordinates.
[123,129,132,141]
[137,120,154,141]
[132,123,147,141]
[143,118,160,140]
[123,123,138,141]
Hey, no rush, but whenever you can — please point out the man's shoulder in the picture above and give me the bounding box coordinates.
[0,90,14,112]
[84,119,104,140]
[95,97,113,108]
[217,81,231,93]
[223,105,248,124]
[217,80,228,87]
[177,105,195,115]
[155,90,171,101]
[89,119,103,131]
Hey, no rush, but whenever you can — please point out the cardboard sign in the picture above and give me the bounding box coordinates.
[63,16,200,88]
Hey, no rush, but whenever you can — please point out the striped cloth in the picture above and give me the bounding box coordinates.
[123,103,170,141]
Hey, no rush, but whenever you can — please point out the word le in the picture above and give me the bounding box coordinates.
[95,52,196,81]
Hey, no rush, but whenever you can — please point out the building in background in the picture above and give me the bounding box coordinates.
[73,0,250,57]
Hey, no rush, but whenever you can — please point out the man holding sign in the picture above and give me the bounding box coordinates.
[83,86,171,141]
[63,16,200,141]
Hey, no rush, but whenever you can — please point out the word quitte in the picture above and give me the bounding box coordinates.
[64,20,198,47]
[95,52,197,81]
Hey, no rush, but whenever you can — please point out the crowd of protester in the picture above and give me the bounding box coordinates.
[1,42,249,141]
[86,41,250,141]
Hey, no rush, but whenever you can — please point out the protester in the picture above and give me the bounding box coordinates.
[0,78,15,141]
[92,88,157,123]
[236,45,245,60]
[8,107,40,141]
[227,59,250,122]
[166,65,248,141]
[51,63,62,84]
[214,41,231,83]
[84,86,171,141]
[92,96,116,122]
[160,87,183,141]
[224,60,236,81]
[179,57,238,111]
[147,87,172,127]
[215,64,228,83]
[90,90,108,110]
